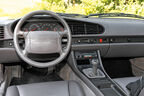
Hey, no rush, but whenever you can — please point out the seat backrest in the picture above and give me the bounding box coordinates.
[139,88,144,96]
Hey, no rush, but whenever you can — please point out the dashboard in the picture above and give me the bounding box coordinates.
[0,16,144,63]
[21,21,64,32]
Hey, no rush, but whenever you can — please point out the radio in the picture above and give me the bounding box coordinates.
[75,51,98,59]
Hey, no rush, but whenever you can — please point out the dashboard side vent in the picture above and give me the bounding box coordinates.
[0,26,4,39]
[67,21,104,35]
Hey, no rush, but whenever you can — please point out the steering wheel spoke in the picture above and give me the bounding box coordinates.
[59,49,63,55]
[59,30,68,37]
[22,49,28,56]
[17,31,28,38]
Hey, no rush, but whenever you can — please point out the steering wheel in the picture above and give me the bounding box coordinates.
[13,10,71,68]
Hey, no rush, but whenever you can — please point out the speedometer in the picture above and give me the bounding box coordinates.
[42,23,51,31]
[42,22,64,32]
[41,23,62,31]
[29,24,40,31]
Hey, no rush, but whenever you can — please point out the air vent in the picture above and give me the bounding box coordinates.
[0,26,4,39]
[86,24,104,34]
[67,21,104,35]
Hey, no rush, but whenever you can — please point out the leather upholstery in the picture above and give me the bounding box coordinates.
[139,88,144,96]
[113,77,140,95]
[6,81,85,96]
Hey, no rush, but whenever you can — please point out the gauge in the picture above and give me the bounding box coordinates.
[29,24,41,31]
[42,23,51,31]
[22,28,29,32]
[52,23,57,31]
[53,23,64,32]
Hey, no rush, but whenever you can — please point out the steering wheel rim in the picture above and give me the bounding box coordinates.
[13,10,71,68]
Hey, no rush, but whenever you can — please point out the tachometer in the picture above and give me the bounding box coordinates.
[29,24,40,31]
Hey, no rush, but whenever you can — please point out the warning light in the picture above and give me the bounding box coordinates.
[99,39,103,43]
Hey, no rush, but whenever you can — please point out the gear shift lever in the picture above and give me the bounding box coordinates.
[91,59,99,75]
[82,57,105,78]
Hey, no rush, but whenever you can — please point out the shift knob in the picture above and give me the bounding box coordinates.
[91,59,99,75]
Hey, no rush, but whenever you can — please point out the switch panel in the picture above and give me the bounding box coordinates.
[72,37,109,44]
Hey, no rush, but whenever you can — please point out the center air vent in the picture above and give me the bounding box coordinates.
[0,26,4,39]
[67,21,104,35]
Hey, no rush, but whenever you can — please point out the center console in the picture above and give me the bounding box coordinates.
[75,51,105,78]
[68,50,127,96]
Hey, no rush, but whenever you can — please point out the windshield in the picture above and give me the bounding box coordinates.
[0,0,144,19]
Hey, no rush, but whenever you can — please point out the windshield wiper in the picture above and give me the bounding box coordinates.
[85,13,144,19]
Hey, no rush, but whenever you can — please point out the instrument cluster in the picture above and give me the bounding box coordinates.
[21,21,64,32]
